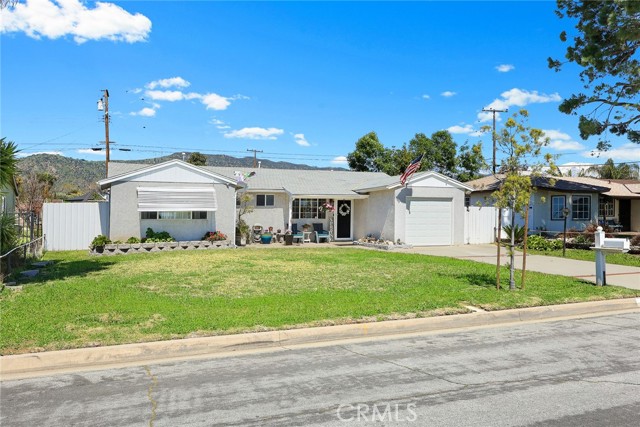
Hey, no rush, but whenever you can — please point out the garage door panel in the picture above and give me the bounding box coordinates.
[406,199,452,245]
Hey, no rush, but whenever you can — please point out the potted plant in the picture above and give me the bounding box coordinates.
[261,230,273,244]
[236,219,250,246]
[90,234,110,254]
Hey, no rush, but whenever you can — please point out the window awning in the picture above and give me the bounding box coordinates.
[137,187,217,211]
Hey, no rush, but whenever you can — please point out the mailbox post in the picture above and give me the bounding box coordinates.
[591,226,630,286]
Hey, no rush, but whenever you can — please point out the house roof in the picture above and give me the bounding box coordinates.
[105,162,392,197]
[354,171,473,192]
[465,174,612,194]
[561,177,640,198]
[99,160,239,189]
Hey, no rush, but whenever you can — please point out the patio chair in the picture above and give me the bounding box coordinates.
[312,223,330,243]
[291,223,304,244]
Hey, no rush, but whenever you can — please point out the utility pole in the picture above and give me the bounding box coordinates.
[98,90,110,177]
[247,148,263,168]
[482,107,507,174]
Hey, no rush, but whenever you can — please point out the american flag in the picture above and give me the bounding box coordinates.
[400,154,424,186]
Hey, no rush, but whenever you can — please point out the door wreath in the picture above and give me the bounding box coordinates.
[338,203,351,217]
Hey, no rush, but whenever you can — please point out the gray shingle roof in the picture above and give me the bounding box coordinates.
[106,162,391,196]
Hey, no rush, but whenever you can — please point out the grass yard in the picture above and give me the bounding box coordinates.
[1,247,637,355]
[524,248,640,267]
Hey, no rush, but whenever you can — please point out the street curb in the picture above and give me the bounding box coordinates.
[2,298,639,379]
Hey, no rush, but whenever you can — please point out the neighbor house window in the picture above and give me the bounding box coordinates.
[256,194,275,207]
[551,195,566,220]
[292,198,327,219]
[572,196,591,221]
[141,211,207,220]
[599,196,614,218]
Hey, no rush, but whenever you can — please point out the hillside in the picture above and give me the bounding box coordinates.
[17,152,346,197]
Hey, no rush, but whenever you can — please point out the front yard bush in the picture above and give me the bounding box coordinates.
[525,235,562,251]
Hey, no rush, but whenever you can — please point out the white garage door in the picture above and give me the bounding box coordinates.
[406,198,453,246]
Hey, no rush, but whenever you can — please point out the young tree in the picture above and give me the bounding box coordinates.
[489,110,553,290]
[187,152,207,166]
[17,171,57,215]
[549,0,640,150]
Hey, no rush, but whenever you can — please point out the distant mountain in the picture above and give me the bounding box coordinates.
[17,152,346,198]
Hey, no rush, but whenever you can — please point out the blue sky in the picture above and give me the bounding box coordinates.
[2,0,639,171]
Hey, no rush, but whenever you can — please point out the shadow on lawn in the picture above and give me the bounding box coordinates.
[460,272,497,289]
[17,258,116,285]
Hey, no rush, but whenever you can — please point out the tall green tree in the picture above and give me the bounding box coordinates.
[488,110,553,290]
[549,0,640,149]
[187,152,207,166]
[347,130,484,181]
[587,158,640,179]
[347,132,387,172]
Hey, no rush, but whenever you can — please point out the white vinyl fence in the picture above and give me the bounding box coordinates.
[464,206,500,244]
[43,202,110,251]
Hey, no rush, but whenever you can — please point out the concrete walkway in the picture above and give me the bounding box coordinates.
[408,244,640,290]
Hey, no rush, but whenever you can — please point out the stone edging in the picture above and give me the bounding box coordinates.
[91,240,233,255]
[352,241,413,251]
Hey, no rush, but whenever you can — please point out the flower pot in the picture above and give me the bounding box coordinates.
[284,234,293,246]
[261,234,273,244]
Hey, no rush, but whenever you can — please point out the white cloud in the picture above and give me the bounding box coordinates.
[130,107,157,117]
[293,133,310,147]
[447,124,484,137]
[583,143,640,162]
[17,151,63,157]
[496,64,515,73]
[224,127,284,140]
[0,0,152,44]
[201,93,230,110]
[145,90,187,102]
[331,156,348,165]
[478,88,562,122]
[541,129,585,150]
[146,77,190,90]
[77,149,106,156]
[441,91,456,97]
[422,94,430,100]
[230,94,250,101]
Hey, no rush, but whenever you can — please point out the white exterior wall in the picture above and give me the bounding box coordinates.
[109,180,236,242]
[240,192,289,231]
[43,202,109,250]
[354,191,395,241]
[532,190,599,232]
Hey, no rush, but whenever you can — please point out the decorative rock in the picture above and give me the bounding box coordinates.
[31,261,53,268]
[21,270,40,278]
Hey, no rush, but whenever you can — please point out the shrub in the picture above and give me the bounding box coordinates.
[202,231,227,241]
[90,234,111,249]
[525,235,562,251]
[126,237,141,244]
[0,213,17,255]
[573,234,592,245]
[631,234,640,247]
[503,224,526,243]
[143,227,175,242]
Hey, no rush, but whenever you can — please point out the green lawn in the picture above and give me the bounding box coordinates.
[1,248,637,354]
[524,248,640,267]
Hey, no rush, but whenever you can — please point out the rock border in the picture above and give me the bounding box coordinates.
[91,240,232,256]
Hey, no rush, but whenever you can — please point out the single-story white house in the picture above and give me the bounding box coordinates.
[465,174,640,232]
[97,159,473,245]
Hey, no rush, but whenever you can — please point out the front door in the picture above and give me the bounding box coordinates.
[619,199,631,231]
[336,200,352,239]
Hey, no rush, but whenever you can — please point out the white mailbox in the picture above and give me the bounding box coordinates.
[602,237,630,252]
[592,227,631,286]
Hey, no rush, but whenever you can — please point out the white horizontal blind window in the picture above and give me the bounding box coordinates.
[137,187,217,212]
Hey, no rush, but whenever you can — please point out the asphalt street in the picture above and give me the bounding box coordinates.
[2,312,639,426]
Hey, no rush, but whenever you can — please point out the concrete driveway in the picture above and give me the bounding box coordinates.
[408,244,640,290]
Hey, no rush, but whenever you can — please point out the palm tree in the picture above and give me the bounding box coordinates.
[587,158,639,179]
[0,138,20,188]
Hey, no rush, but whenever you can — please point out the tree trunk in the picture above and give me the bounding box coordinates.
[521,204,530,290]
[509,206,516,291]
[496,208,502,290]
